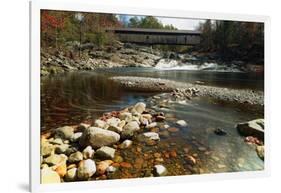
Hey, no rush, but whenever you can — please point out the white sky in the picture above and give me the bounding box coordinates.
[157,17,206,30]
[117,15,206,30]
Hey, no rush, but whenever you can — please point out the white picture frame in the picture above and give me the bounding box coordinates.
[30,0,271,192]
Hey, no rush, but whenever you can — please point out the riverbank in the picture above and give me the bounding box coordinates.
[41,42,263,76]
[111,76,264,107]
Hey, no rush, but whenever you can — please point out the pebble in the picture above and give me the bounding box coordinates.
[176,120,188,127]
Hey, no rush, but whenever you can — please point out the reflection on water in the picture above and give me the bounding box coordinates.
[41,68,264,175]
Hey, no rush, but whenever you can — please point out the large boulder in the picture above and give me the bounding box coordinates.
[41,168,61,184]
[79,127,120,148]
[77,159,96,180]
[237,119,264,140]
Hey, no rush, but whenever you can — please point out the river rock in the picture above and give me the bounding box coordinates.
[82,146,95,159]
[133,102,146,114]
[121,121,140,138]
[119,139,133,149]
[94,119,107,129]
[77,159,96,180]
[95,146,116,160]
[41,143,55,157]
[96,160,113,175]
[68,151,83,163]
[153,165,168,176]
[49,138,63,145]
[142,132,160,141]
[79,127,120,148]
[119,112,133,122]
[214,128,227,136]
[106,117,121,127]
[185,155,197,165]
[55,163,67,177]
[107,125,123,134]
[106,166,117,173]
[256,145,264,160]
[70,132,83,142]
[237,119,264,140]
[55,144,69,154]
[41,168,61,184]
[65,168,77,181]
[44,154,67,167]
[145,122,157,129]
[176,120,188,127]
[55,126,74,140]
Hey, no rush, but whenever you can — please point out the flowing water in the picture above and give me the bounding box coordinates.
[41,67,264,177]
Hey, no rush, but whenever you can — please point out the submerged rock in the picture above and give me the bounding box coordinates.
[79,127,120,148]
[94,119,107,129]
[41,143,55,157]
[119,139,133,149]
[119,112,133,122]
[142,132,160,141]
[95,146,116,160]
[214,128,227,136]
[153,165,168,176]
[176,120,188,127]
[96,160,113,175]
[44,154,67,167]
[77,159,96,180]
[237,119,264,140]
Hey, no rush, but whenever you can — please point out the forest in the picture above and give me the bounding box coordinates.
[41,10,264,64]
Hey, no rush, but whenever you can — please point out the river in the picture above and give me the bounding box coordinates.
[41,67,264,176]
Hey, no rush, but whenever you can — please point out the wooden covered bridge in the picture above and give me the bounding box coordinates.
[106,28,201,45]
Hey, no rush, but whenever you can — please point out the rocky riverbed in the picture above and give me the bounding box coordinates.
[41,96,264,184]
[111,76,264,107]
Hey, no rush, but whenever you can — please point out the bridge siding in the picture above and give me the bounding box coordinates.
[107,28,201,45]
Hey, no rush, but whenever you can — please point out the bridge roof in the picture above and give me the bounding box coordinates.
[107,28,201,35]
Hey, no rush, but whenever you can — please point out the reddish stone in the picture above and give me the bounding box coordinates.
[170,150,177,158]
[168,127,179,133]
[120,162,132,168]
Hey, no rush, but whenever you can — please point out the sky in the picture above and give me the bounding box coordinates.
[117,14,206,30]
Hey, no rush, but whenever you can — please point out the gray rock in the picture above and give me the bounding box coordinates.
[176,120,188,127]
[82,146,95,159]
[123,121,140,132]
[70,132,83,142]
[237,119,264,139]
[106,117,121,127]
[94,119,106,129]
[119,112,133,122]
[55,126,74,140]
[79,127,120,148]
[55,144,69,154]
[41,143,55,157]
[142,132,160,141]
[95,146,116,160]
[68,151,83,163]
[153,165,168,176]
[145,122,157,129]
[77,159,96,180]
[49,138,63,145]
